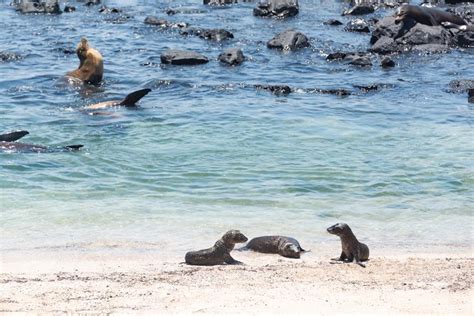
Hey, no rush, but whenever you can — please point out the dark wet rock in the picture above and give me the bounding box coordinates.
[267,29,309,50]
[218,48,244,66]
[446,6,474,25]
[165,7,208,15]
[345,19,370,33]
[349,56,372,67]
[369,15,458,54]
[160,49,209,65]
[326,52,349,61]
[144,16,169,26]
[180,28,234,41]
[446,0,474,5]
[255,84,291,96]
[326,51,367,61]
[312,88,351,96]
[469,89,474,103]
[455,30,474,47]
[447,79,474,93]
[380,56,395,68]
[0,51,22,62]
[204,0,237,4]
[144,16,187,28]
[253,0,299,19]
[15,0,62,14]
[85,0,100,6]
[353,83,393,92]
[342,5,375,16]
[99,5,122,14]
[64,5,75,12]
[324,19,343,26]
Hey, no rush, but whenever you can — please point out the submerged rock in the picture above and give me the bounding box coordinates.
[180,28,234,41]
[345,19,370,33]
[255,84,291,96]
[267,29,309,50]
[218,48,245,66]
[447,79,474,93]
[204,0,237,4]
[64,5,75,12]
[161,49,209,65]
[253,0,299,19]
[15,0,61,14]
[469,89,474,103]
[324,19,343,26]
[380,56,395,68]
[0,51,22,62]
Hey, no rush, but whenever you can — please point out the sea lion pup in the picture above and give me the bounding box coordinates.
[83,88,151,110]
[185,230,248,266]
[243,236,306,259]
[66,38,104,85]
[394,5,466,27]
[0,131,83,153]
[327,223,369,268]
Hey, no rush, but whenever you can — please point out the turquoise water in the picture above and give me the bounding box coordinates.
[1,0,473,254]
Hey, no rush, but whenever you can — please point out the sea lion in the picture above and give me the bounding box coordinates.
[0,131,83,153]
[394,5,466,27]
[82,88,151,110]
[66,38,104,85]
[244,236,306,259]
[185,230,248,266]
[327,223,369,268]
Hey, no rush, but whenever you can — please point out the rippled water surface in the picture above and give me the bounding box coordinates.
[1,0,473,254]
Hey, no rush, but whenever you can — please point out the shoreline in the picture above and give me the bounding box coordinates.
[1,246,472,314]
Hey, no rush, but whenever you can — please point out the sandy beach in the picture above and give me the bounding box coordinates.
[1,246,472,314]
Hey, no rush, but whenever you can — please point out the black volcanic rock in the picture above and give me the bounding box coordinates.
[161,49,209,65]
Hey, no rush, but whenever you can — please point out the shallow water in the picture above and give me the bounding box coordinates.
[0,0,473,255]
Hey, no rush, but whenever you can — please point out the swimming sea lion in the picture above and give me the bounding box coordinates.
[394,5,466,27]
[244,235,306,259]
[185,230,248,266]
[327,223,369,268]
[83,88,151,110]
[66,38,104,85]
[0,131,83,153]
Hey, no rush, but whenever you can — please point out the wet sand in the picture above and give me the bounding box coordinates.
[1,246,472,314]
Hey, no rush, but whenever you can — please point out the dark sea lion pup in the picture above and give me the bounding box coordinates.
[185,230,248,266]
[243,236,307,259]
[83,89,151,110]
[66,38,104,85]
[327,223,369,268]
[394,5,466,27]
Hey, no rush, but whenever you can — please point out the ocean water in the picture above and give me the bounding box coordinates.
[0,0,473,255]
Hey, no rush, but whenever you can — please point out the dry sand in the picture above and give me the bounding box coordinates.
[1,247,472,314]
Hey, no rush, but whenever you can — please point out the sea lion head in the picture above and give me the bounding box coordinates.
[327,223,351,237]
[223,230,248,244]
[281,242,301,259]
[394,5,409,24]
[76,37,90,66]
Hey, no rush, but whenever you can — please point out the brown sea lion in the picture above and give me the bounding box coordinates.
[327,223,369,268]
[66,38,104,85]
[83,89,151,110]
[243,236,306,259]
[185,230,248,266]
[394,5,466,27]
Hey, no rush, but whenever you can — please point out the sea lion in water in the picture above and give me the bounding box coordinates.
[0,131,83,153]
[394,5,466,27]
[243,236,306,259]
[66,38,104,85]
[83,88,151,110]
[327,223,369,268]
[185,230,248,266]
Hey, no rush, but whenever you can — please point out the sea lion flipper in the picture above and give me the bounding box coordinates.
[120,89,152,107]
[0,130,29,142]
